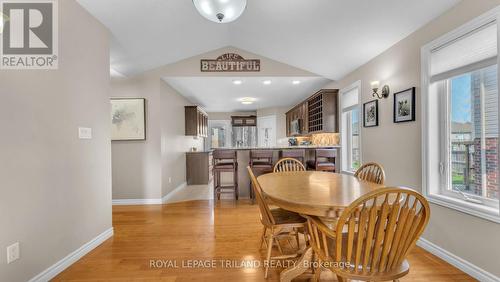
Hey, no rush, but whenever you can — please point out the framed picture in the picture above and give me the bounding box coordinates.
[393,87,416,123]
[363,100,378,127]
[111,98,146,141]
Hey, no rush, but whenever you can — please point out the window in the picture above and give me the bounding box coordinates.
[422,9,500,222]
[341,81,361,172]
[207,120,231,150]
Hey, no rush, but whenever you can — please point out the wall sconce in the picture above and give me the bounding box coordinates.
[371,81,390,99]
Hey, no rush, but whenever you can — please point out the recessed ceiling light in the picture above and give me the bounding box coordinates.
[239,97,257,104]
[292,80,301,85]
[233,80,243,85]
[263,80,272,85]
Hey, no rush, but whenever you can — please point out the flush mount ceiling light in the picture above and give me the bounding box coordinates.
[193,0,247,24]
[239,97,256,104]
[262,80,272,85]
[292,80,301,85]
[232,79,243,85]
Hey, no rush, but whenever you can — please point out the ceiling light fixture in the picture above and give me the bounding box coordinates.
[292,80,301,85]
[193,0,247,24]
[239,97,256,104]
[233,79,243,85]
[262,80,272,85]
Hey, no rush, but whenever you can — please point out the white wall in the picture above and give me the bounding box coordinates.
[326,0,500,276]
[257,107,289,145]
[0,1,112,281]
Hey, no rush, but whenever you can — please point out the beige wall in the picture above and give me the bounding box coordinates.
[111,75,162,199]
[110,76,203,199]
[160,82,204,196]
[326,0,500,276]
[0,1,112,281]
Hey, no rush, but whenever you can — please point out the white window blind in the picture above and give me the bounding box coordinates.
[430,21,497,82]
[341,87,359,111]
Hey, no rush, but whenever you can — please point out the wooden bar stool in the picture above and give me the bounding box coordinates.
[279,149,306,165]
[307,148,336,172]
[249,150,274,200]
[213,150,238,200]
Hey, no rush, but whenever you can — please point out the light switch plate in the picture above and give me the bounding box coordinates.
[78,127,92,139]
[7,242,19,264]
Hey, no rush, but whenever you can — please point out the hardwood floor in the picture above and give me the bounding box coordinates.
[53,200,475,281]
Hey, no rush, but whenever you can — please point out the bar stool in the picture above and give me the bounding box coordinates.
[307,149,336,172]
[279,149,306,165]
[213,150,238,200]
[249,150,274,200]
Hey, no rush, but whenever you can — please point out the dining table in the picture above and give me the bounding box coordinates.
[257,171,385,282]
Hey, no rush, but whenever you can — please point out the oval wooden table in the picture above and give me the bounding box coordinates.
[257,171,384,282]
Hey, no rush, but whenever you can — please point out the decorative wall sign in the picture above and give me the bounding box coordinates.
[363,100,379,127]
[111,98,146,141]
[200,53,261,72]
[393,87,416,123]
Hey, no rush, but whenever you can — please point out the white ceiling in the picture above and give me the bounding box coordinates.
[163,77,331,112]
[77,0,460,80]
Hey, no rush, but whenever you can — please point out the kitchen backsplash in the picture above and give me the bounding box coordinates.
[304,133,340,145]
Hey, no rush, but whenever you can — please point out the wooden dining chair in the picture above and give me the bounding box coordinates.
[306,187,430,282]
[273,158,306,173]
[354,162,386,185]
[247,166,307,278]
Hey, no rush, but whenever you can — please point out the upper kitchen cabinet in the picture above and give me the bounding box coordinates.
[185,106,208,138]
[286,89,339,137]
[286,102,308,136]
[307,89,338,133]
[231,115,257,126]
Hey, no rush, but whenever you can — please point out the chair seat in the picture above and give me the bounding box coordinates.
[252,161,272,166]
[270,208,306,225]
[214,162,236,169]
[317,162,335,168]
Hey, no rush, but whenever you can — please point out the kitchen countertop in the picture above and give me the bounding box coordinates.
[186,145,341,153]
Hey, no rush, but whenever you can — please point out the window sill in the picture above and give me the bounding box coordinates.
[341,170,355,176]
[426,193,500,224]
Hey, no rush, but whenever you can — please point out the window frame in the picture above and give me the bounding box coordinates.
[340,81,362,174]
[421,7,500,223]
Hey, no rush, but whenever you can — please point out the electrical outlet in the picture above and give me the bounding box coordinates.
[168,177,172,184]
[7,242,19,264]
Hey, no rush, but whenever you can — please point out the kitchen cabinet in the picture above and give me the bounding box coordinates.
[307,89,338,133]
[185,106,208,137]
[186,151,213,185]
[285,89,339,136]
[285,102,308,136]
[231,115,257,126]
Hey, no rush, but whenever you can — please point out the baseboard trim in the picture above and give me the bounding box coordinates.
[29,227,114,282]
[162,182,187,203]
[112,198,162,205]
[417,237,499,282]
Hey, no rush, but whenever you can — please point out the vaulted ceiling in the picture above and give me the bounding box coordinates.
[77,0,460,79]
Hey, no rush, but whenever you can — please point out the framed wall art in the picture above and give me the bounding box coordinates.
[111,98,146,141]
[393,87,416,123]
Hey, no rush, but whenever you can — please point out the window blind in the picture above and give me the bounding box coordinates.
[341,87,359,111]
[430,21,497,82]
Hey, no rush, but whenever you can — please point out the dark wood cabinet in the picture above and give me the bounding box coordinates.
[186,152,213,185]
[185,106,208,138]
[285,102,308,136]
[231,115,257,126]
[285,89,339,137]
[307,89,338,133]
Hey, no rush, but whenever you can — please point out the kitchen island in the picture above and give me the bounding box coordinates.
[187,145,341,199]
